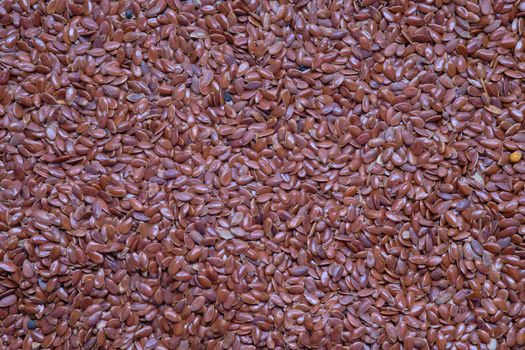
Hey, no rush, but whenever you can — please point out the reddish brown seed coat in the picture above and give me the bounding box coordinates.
[1,0,525,349]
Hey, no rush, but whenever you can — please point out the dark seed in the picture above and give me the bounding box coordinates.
[298,65,309,72]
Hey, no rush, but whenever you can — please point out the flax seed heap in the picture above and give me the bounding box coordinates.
[0,0,525,349]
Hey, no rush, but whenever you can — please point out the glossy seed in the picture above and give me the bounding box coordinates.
[510,151,522,163]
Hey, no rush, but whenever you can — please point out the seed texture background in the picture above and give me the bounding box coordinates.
[0,0,525,349]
